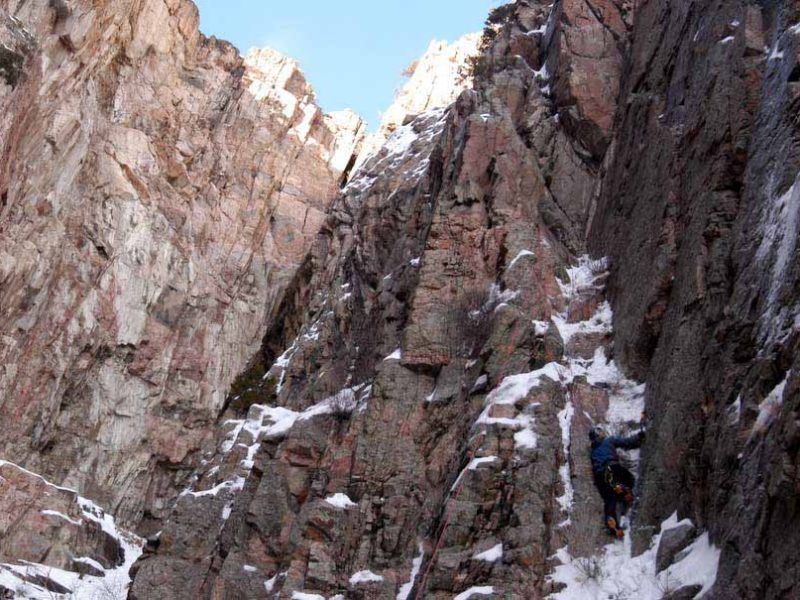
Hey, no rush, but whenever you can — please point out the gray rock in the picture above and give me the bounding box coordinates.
[656,523,697,574]
[662,584,703,600]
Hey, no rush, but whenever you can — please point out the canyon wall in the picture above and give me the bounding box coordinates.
[0,0,799,599]
[0,0,363,535]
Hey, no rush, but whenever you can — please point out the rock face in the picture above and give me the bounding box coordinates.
[354,33,482,168]
[0,0,363,537]
[590,1,800,597]
[0,460,142,598]
[131,3,640,598]
[2,0,800,599]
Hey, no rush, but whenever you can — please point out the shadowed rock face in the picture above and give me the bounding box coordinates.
[590,1,800,597]
[0,0,363,533]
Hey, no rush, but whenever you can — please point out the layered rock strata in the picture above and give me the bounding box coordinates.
[131,2,642,598]
[0,0,363,536]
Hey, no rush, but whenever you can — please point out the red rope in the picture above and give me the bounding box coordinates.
[413,280,539,599]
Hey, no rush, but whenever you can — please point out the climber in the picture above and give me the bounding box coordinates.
[589,425,645,539]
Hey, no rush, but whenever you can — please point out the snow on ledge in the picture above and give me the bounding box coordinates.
[349,570,384,585]
[384,348,402,361]
[325,493,357,509]
[473,543,503,562]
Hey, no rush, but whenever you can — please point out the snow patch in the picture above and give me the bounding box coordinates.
[508,249,535,269]
[349,570,384,585]
[384,348,402,361]
[397,542,425,600]
[752,373,790,435]
[548,516,720,600]
[473,543,503,562]
[556,399,575,513]
[325,493,357,509]
[41,510,83,526]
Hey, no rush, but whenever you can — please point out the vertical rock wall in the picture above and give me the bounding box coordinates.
[0,0,364,533]
[590,0,800,597]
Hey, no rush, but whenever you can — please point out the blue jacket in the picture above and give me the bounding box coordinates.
[590,433,644,474]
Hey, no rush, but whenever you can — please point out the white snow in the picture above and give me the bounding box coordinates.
[556,399,575,513]
[346,106,449,193]
[397,542,425,600]
[533,320,550,336]
[292,593,326,600]
[0,488,144,600]
[41,510,83,526]
[473,543,503,563]
[325,493,357,509]
[454,586,495,600]
[384,348,403,361]
[752,373,790,435]
[769,42,784,61]
[508,249,535,270]
[728,396,742,425]
[548,514,720,600]
[720,36,735,44]
[74,556,104,572]
[410,257,421,267]
[349,570,384,585]
[264,572,284,593]
[514,427,538,450]
[451,456,499,491]
[552,301,613,344]
[470,374,488,394]
[243,565,257,573]
[469,456,499,470]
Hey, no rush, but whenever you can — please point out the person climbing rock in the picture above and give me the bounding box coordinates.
[589,425,645,539]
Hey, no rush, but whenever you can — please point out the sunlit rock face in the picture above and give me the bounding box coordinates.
[354,32,482,168]
[0,0,363,532]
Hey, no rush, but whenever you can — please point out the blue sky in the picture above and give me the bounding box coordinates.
[194,0,499,128]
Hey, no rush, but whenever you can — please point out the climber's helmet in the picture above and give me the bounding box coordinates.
[589,425,607,444]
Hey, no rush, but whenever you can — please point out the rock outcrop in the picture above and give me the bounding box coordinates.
[0,0,363,539]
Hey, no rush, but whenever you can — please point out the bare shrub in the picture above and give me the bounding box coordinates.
[655,571,680,596]
[573,555,604,583]
[587,257,610,275]
[329,389,357,422]
[443,286,501,360]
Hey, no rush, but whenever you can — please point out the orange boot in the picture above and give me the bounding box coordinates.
[606,517,625,539]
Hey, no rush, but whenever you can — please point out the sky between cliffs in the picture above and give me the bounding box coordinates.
[194,0,501,128]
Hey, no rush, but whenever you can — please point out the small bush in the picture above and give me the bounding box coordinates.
[329,389,357,422]
[444,285,510,360]
[574,555,604,582]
